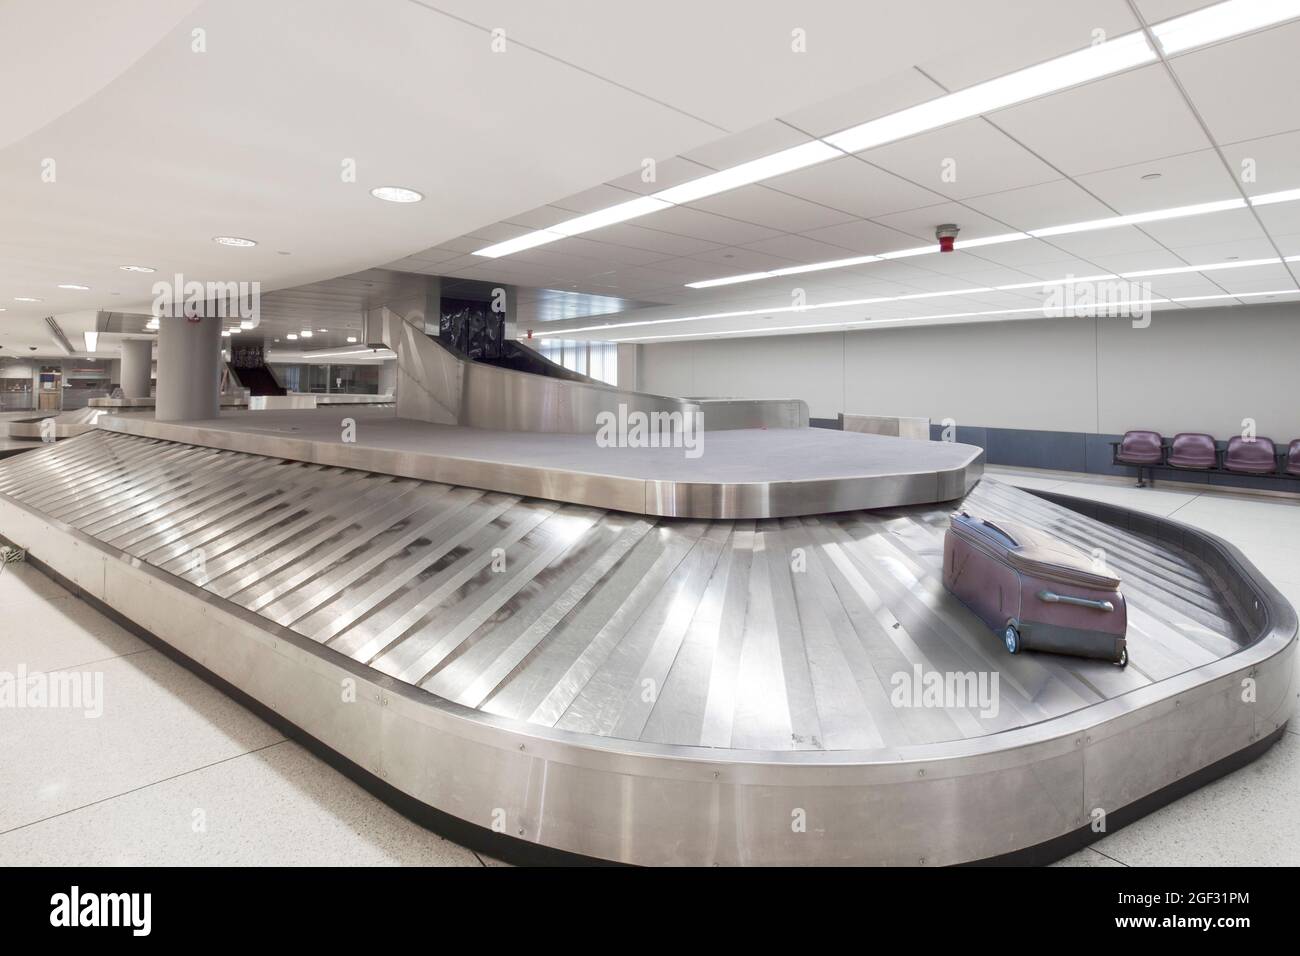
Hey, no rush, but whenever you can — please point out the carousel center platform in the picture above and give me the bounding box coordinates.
[0,422,1291,866]
[94,407,983,519]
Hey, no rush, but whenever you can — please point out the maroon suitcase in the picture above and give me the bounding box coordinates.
[943,511,1128,665]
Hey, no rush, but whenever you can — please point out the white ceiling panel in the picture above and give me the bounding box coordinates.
[862,119,1062,200]
[689,185,858,233]
[963,179,1115,231]
[605,156,715,196]
[681,120,812,170]
[1074,148,1236,212]
[640,205,783,246]
[780,68,944,138]
[1169,20,1300,145]
[1139,208,1269,248]
[588,224,722,257]
[1044,225,1170,260]
[798,218,927,254]
[991,65,1210,177]
[1220,130,1300,195]
[766,157,949,219]
[916,0,1140,90]
[739,232,877,264]
[964,238,1092,268]
[1134,0,1220,23]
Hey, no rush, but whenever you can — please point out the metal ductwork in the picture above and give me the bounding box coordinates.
[44,316,74,355]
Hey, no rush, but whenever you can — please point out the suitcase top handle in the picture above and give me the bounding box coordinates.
[956,511,1019,547]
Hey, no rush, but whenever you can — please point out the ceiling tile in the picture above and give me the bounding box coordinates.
[780,68,944,137]
[1139,207,1269,248]
[964,179,1114,231]
[689,184,858,232]
[917,1,1140,89]
[799,217,927,253]
[605,156,714,195]
[1074,148,1237,212]
[1169,20,1300,145]
[681,120,811,170]
[1220,130,1300,195]
[766,156,947,219]
[643,205,783,245]
[991,65,1210,177]
[862,119,1062,199]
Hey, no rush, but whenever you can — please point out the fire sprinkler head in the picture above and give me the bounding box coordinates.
[936,223,960,253]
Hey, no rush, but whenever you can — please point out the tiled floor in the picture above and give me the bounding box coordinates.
[0,464,1295,866]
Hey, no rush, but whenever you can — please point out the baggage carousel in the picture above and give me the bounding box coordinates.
[0,419,1292,865]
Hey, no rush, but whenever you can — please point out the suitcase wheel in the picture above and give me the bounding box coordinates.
[1002,623,1021,655]
[1115,647,1128,667]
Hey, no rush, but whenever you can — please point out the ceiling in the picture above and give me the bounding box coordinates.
[1,0,1008,356]
[385,0,1300,342]
[6,0,1299,357]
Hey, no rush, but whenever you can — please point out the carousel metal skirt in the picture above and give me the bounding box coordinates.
[0,430,1292,865]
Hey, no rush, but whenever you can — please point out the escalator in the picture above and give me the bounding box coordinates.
[227,362,286,396]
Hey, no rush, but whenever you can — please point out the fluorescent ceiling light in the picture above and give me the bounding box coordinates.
[119,265,155,273]
[543,255,1297,337]
[221,329,232,337]
[370,186,423,203]
[1152,0,1300,55]
[286,333,298,340]
[58,284,90,290]
[14,296,42,302]
[213,236,256,247]
[475,230,567,258]
[346,336,357,343]
[653,141,840,205]
[1029,197,1245,237]
[239,319,254,329]
[826,33,1155,153]
[300,330,313,338]
[685,187,1300,288]
[550,196,672,235]
[83,331,98,352]
[472,1,1300,262]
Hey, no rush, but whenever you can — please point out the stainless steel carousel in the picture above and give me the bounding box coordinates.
[0,312,1291,865]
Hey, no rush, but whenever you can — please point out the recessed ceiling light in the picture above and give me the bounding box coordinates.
[300,330,313,338]
[317,328,327,332]
[84,331,99,352]
[120,265,155,273]
[1141,172,1163,181]
[213,236,257,247]
[346,336,357,343]
[239,320,254,329]
[370,186,423,203]
[286,333,298,340]
[221,330,232,337]
[58,284,91,290]
[14,296,42,302]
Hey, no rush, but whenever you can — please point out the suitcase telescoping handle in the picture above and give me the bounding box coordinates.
[1037,590,1114,612]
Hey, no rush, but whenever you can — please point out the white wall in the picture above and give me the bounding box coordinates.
[638,303,1300,439]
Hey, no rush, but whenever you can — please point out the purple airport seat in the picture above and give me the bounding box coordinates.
[1167,433,1218,470]
[1114,429,1164,488]
[1115,430,1164,465]
[1287,440,1300,477]
[1224,436,1278,475]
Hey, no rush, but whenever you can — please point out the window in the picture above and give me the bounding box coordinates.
[538,339,617,386]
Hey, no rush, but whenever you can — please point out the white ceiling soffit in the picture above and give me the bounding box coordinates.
[0,0,992,351]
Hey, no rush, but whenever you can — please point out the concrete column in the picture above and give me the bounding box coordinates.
[378,359,397,397]
[156,314,221,421]
[617,343,639,391]
[119,338,153,398]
